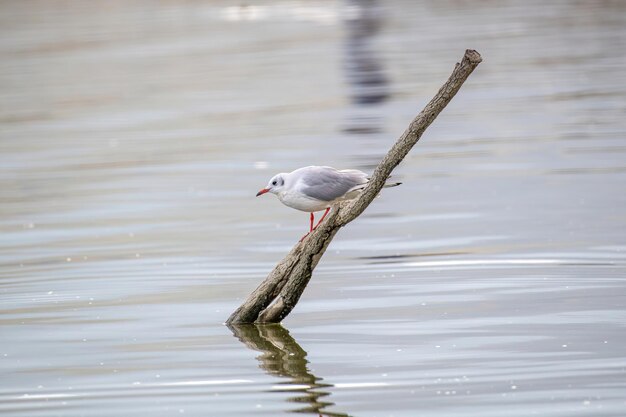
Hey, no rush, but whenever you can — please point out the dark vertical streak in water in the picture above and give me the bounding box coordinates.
[342,0,390,138]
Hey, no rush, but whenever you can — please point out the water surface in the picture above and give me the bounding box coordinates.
[1,1,625,416]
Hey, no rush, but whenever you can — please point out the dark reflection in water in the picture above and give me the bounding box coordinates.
[343,0,390,137]
[229,324,351,417]
[359,250,473,263]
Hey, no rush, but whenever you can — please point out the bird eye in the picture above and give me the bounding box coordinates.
[272,180,277,186]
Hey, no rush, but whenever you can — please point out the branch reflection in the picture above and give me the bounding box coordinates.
[229,324,351,417]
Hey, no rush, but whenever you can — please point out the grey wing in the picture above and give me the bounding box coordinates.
[298,166,368,202]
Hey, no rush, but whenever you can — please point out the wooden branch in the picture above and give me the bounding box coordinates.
[226,49,482,324]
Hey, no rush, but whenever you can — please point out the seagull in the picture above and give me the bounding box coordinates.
[256,165,400,238]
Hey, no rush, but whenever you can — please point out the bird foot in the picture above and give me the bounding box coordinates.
[300,208,331,242]
[299,224,324,242]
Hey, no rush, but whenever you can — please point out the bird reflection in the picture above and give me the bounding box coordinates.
[228,324,351,417]
[343,0,390,138]
[344,0,389,106]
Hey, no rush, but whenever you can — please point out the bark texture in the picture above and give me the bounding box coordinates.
[227,49,482,324]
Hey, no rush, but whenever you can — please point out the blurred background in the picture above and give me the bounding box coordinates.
[1,1,625,416]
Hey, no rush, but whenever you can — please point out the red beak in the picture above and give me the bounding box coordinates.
[256,188,270,197]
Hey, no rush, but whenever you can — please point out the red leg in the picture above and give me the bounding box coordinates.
[301,209,331,243]
[313,207,330,230]
[299,213,315,242]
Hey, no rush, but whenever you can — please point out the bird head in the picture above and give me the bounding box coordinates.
[256,173,286,197]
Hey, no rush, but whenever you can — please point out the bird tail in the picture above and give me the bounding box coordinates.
[351,180,401,195]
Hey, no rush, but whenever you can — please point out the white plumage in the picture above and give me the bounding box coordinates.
[256,165,400,237]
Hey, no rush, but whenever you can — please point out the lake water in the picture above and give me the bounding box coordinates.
[1,1,625,416]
